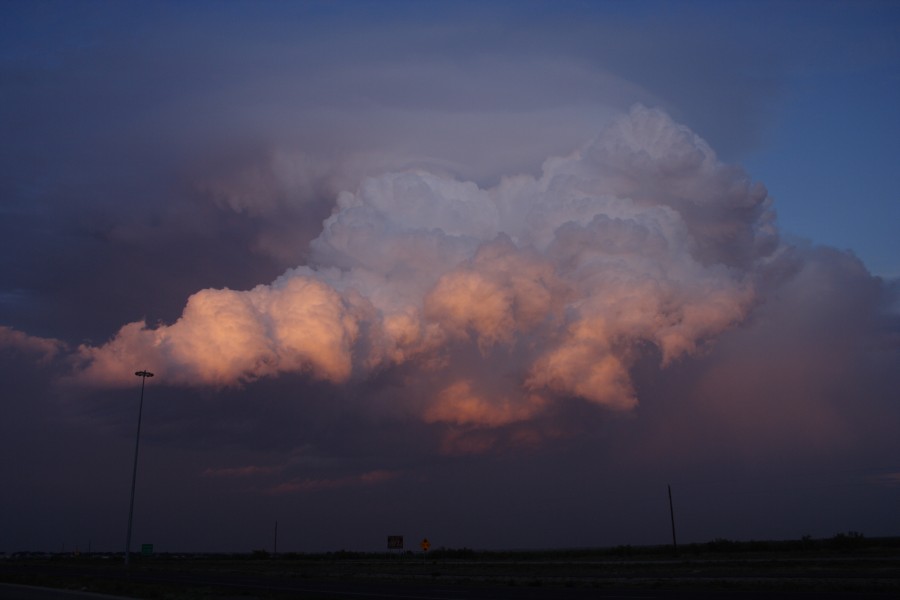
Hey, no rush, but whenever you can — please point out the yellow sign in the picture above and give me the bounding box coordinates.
[420,538,430,552]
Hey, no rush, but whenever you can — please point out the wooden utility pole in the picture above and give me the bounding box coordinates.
[668,484,678,555]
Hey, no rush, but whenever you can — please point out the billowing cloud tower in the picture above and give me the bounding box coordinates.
[75,107,778,438]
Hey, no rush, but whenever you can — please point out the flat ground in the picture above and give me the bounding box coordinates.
[2,538,899,599]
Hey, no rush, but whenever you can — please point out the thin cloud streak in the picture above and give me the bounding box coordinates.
[266,470,401,496]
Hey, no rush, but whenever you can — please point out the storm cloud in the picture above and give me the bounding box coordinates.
[68,108,774,441]
[2,1,898,553]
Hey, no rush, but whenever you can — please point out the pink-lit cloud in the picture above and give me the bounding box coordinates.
[71,107,775,438]
[2,4,899,554]
[0,326,67,363]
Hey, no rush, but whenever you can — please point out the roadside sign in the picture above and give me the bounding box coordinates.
[141,543,153,556]
[387,535,404,550]
[420,538,430,552]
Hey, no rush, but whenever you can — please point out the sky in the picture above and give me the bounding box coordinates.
[1,0,899,554]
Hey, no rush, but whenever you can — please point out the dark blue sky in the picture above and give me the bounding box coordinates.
[1,0,898,554]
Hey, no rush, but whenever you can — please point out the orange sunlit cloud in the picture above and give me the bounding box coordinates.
[70,107,774,439]
[423,380,546,427]
[73,274,365,387]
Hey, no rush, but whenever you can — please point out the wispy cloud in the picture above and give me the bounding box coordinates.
[202,465,282,478]
[870,472,900,488]
[265,469,400,495]
[0,326,66,363]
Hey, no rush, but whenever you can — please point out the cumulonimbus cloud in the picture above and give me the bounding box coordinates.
[72,106,777,429]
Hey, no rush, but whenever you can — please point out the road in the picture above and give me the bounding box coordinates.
[2,555,898,599]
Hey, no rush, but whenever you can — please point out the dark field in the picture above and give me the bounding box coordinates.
[2,536,899,599]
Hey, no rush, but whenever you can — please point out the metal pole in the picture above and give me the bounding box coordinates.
[125,370,153,566]
[668,484,678,556]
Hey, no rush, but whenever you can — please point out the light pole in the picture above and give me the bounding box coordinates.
[125,370,153,566]
[668,484,678,556]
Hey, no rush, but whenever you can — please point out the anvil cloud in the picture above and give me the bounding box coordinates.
[74,108,772,435]
[2,1,899,554]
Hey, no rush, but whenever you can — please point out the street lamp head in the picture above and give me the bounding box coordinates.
[135,370,154,378]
